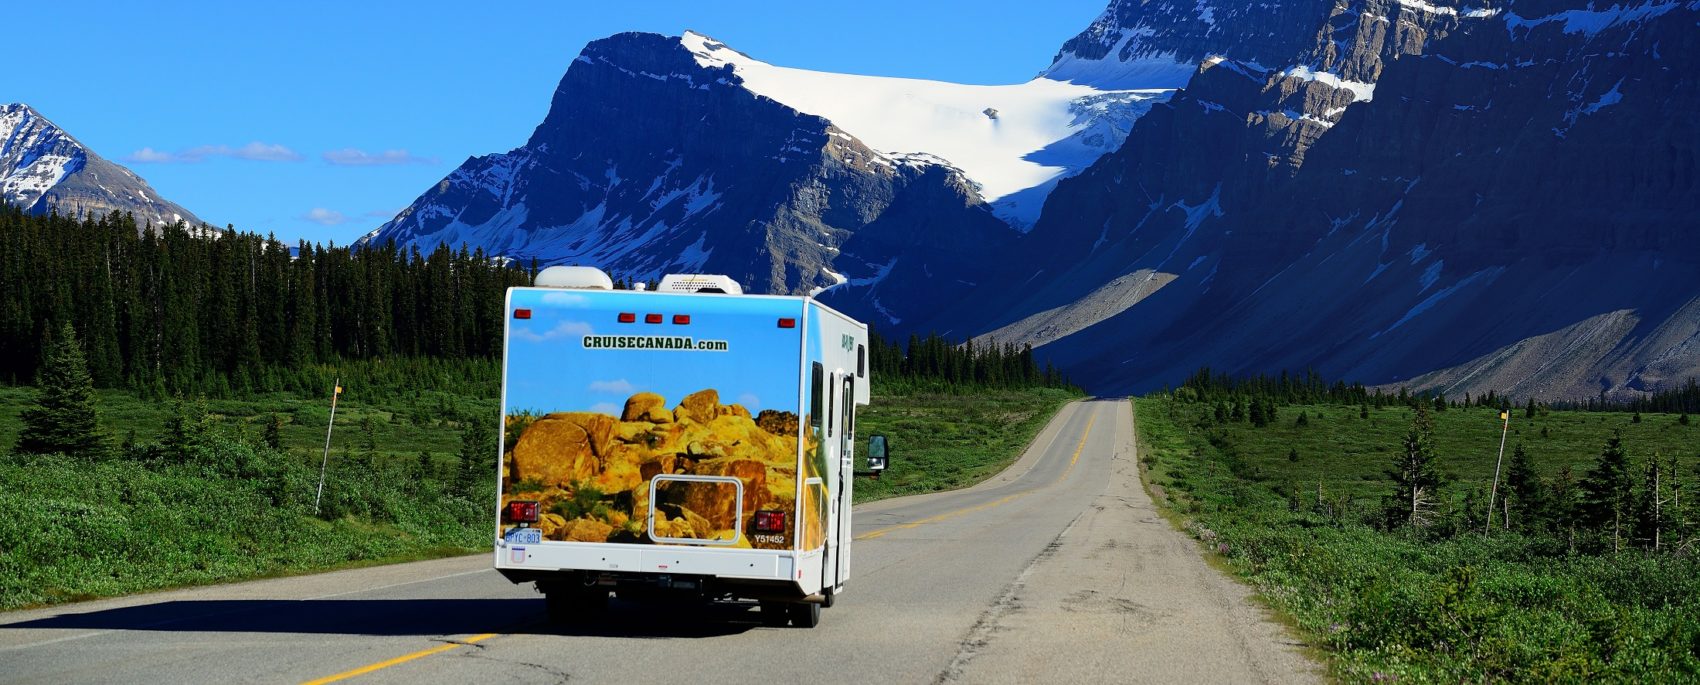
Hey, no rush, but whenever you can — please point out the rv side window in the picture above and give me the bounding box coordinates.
[827,372,836,439]
[858,344,866,378]
[811,363,824,431]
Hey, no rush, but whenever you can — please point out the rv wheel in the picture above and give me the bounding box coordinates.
[789,601,821,628]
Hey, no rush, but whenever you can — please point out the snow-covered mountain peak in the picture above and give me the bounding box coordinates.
[1,103,87,210]
[1,102,200,228]
[677,31,1171,229]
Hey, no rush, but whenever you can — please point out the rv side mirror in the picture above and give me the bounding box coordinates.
[867,434,890,472]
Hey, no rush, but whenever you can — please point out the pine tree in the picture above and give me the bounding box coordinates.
[1580,432,1635,552]
[15,323,106,458]
[161,394,214,462]
[457,418,495,496]
[1549,466,1582,550]
[1504,443,1545,532]
[263,413,284,450]
[1385,403,1441,528]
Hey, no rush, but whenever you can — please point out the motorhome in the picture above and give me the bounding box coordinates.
[493,266,884,627]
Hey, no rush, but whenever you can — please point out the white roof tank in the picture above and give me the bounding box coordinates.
[534,266,614,290]
[657,274,744,294]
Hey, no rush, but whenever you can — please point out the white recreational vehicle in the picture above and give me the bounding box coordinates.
[493,266,888,628]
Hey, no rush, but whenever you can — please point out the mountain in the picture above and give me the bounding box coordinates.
[368,2,1699,401]
[879,0,1700,401]
[0,104,201,227]
[360,31,1171,299]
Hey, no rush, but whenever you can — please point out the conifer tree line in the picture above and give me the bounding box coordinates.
[0,207,533,395]
[1376,405,1695,556]
[1175,366,1699,415]
[867,330,1075,391]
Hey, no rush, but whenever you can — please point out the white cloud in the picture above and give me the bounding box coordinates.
[589,402,621,416]
[511,320,593,343]
[323,148,440,166]
[125,147,176,163]
[737,393,761,409]
[540,292,591,307]
[301,208,348,226]
[124,141,303,163]
[589,379,636,394]
[364,208,403,218]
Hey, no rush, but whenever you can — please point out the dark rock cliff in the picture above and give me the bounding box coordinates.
[364,32,1014,296]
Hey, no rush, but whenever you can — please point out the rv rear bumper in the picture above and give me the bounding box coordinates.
[494,539,801,585]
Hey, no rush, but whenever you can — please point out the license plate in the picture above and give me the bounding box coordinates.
[505,527,541,544]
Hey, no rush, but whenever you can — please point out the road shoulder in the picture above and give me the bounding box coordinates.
[944,399,1322,684]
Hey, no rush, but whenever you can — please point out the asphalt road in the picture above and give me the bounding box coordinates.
[0,399,1319,684]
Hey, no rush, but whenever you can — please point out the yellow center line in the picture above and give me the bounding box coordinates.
[855,408,1096,541]
[300,633,499,685]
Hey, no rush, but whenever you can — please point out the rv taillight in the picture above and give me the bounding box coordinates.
[778,318,797,329]
[618,312,636,323]
[513,309,531,320]
[644,313,663,324]
[504,500,539,524]
[753,510,786,534]
[673,314,691,325]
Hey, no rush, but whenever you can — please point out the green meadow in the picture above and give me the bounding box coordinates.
[1136,396,1700,683]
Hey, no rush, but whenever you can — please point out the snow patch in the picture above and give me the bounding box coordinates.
[680,31,1171,229]
[1505,2,1682,37]
[1281,66,1377,102]
[1372,267,1504,339]
[1396,0,1501,18]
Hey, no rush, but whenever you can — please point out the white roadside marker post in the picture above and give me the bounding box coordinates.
[1484,410,1510,535]
[315,378,342,516]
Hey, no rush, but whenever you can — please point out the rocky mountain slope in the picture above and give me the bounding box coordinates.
[881,0,1700,400]
[368,1,1698,401]
[361,31,1171,300]
[1,104,201,227]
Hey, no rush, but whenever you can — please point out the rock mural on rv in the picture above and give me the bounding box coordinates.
[500,289,822,550]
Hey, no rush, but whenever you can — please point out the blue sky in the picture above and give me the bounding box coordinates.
[1,1,1107,246]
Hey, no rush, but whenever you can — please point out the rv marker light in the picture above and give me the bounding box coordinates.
[504,500,539,523]
[513,309,531,319]
[645,313,664,324]
[673,314,691,325]
[753,510,786,533]
[778,318,797,329]
[618,312,636,323]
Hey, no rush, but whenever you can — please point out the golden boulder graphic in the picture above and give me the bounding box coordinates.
[502,390,817,550]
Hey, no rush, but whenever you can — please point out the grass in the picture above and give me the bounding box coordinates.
[1135,398,1700,683]
[1190,402,1699,501]
[852,387,1081,503]
[0,380,1076,611]
[0,384,492,477]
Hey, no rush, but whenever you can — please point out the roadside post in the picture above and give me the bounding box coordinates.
[1484,410,1510,534]
[314,378,342,516]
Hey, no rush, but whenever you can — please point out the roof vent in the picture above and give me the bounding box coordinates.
[657,274,743,294]
[535,266,614,290]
